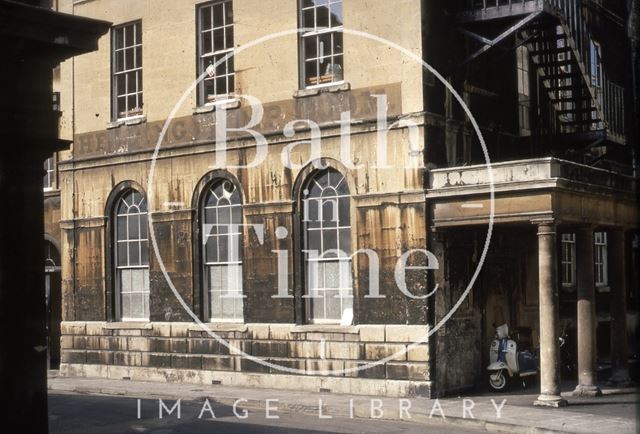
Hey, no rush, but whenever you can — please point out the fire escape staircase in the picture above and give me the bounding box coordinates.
[457,0,625,145]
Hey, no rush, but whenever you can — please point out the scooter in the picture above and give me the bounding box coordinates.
[487,323,538,391]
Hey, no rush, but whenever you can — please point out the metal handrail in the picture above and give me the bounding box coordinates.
[460,0,625,137]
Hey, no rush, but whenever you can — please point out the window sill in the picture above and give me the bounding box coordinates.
[291,324,358,334]
[293,82,350,99]
[194,98,240,114]
[43,188,60,196]
[189,323,247,332]
[596,285,610,293]
[107,114,147,129]
[105,322,152,330]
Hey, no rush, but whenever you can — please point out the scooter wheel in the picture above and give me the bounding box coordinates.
[488,370,508,391]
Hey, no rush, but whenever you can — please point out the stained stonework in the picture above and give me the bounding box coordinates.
[60,321,430,396]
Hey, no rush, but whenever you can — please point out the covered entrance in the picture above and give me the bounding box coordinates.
[427,158,638,404]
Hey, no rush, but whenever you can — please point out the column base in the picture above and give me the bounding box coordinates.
[572,384,602,397]
[534,395,568,408]
[607,371,632,388]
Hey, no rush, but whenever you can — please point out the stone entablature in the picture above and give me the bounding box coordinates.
[428,157,637,197]
[59,321,431,397]
[427,158,639,228]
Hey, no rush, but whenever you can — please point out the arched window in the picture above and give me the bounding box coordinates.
[201,179,244,322]
[114,189,149,321]
[44,240,61,273]
[302,168,352,324]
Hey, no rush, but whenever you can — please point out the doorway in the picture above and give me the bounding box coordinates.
[44,240,62,369]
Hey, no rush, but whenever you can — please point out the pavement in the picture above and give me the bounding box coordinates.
[48,372,638,434]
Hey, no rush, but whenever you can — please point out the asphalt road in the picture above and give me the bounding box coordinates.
[48,391,487,434]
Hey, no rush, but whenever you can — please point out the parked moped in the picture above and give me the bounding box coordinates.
[487,324,538,391]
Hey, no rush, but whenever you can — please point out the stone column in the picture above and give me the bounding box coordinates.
[573,228,602,396]
[608,230,631,386]
[533,220,567,407]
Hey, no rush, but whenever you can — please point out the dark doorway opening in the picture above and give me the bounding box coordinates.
[45,240,62,369]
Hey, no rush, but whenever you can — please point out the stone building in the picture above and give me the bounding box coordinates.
[45,0,639,402]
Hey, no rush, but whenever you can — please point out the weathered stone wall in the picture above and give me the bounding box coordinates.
[60,321,430,396]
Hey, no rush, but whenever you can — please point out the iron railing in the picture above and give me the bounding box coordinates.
[459,0,625,138]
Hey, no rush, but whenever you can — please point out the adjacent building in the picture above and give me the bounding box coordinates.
[44,0,639,401]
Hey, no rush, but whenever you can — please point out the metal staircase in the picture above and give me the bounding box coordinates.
[457,0,625,145]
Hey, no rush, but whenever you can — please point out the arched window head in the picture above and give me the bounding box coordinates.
[201,179,244,322]
[302,168,353,324]
[44,240,60,273]
[114,189,149,321]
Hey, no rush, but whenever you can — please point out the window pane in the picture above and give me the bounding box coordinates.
[325,261,340,288]
[333,31,343,55]
[205,237,218,263]
[210,290,222,319]
[120,269,132,291]
[117,97,126,116]
[305,60,318,85]
[318,32,331,57]
[117,242,128,266]
[339,260,352,289]
[121,293,132,319]
[338,197,349,223]
[139,213,148,239]
[316,5,330,28]
[218,235,229,262]
[131,293,144,319]
[339,228,351,253]
[323,230,338,255]
[135,46,142,69]
[306,198,320,227]
[231,203,241,223]
[115,51,125,73]
[131,268,144,291]
[202,32,212,55]
[303,8,314,30]
[143,268,150,290]
[114,27,124,49]
[325,289,341,320]
[215,56,227,76]
[330,2,343,26]
[117,216,127,240]
[134,23,141,44]
[128,242,140,266]
[322,199,338,226]
[331,55,343,81]
[304,36,317,60]
[227,75,235,94]
[125,47,134,70]
[127,94,137,111]
[128,215,140,239]
[201,6,212,31]
[143,294,149,318]
[124,24,134,45]
[213,28,224,51]
[225,1,233,24]
[307,229,321,252]
[116,74,126,96]
[216,77,227,94]
[225,26,234,50]
[311,296,324,321]
[218,206,231,225]
[213,2,224,27]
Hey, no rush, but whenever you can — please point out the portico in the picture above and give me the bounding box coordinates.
[427,158,638,403]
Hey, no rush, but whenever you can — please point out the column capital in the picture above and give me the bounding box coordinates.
[531,217,556,225]
[532,218,556,235]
